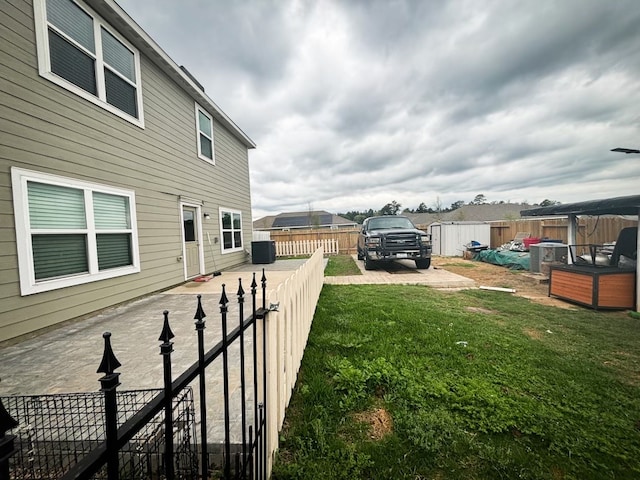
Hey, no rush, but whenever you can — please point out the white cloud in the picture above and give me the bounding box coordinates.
[117,0,640,220]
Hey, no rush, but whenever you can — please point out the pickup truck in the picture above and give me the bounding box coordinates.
[357,215,432,270]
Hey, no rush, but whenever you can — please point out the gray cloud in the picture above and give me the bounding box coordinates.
[117,0,640,218]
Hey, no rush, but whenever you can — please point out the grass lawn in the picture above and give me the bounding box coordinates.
[272,259,640,479]
[324,254,363,276]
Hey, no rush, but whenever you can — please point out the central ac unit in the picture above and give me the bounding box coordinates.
[529,243,568,273]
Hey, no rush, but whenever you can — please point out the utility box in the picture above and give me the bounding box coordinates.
[251,241,276,264]
[429,222,491,256]
[530,243,568,274]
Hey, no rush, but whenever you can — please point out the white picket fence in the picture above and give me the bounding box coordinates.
[262,247,325,475]
[275,239,339,256]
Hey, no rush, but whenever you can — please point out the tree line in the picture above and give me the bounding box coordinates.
[337,195,560,223]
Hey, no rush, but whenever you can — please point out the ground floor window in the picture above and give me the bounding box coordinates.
[11,167,140,295]
[219,208,243,253]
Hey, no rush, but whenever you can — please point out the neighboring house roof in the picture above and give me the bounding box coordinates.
[406,203,536,226]
[89,0,256,149]
[254,211,357,230]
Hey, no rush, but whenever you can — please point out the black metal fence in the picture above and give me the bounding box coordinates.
[0,272,271,480]
[1,389,197,479]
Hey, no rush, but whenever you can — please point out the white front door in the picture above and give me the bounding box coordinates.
[182,206,201,278]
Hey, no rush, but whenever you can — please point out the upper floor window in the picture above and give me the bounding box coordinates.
[11,168,140,295]
[33,0,144,127]
[196,104,214,163]
[219,208,243,253]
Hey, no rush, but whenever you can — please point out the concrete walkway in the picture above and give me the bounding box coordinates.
[324,256,475,288]
[0,256,474,443]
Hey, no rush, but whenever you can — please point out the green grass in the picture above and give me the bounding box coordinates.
[272,285,640,480]
[324,254,362,276]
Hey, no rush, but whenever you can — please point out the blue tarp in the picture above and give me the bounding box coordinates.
[474,249,530,270]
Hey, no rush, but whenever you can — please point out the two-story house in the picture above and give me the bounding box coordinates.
[1,0,256,342]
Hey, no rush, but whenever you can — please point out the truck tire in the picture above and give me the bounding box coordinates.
[364,254,375,270]
[357,248,364,260]
[415,258,431,269]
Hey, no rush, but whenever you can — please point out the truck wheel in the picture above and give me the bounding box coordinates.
[415,258,431,269]
[364,254,375,270]
[357,248,364,260]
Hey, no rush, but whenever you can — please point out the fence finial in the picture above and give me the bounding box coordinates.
[219,284,229,306]
[251,272,257,292]
[158,310,175,343]
[237,278,245,301]
[194,294,206,323]
[97,332,121,375]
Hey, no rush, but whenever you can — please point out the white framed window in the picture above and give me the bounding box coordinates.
[11,167,140,295]
[33,0,144,127]
[195,104,214,164]
[219,208,243,253]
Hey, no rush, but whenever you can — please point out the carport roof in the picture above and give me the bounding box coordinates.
[520,194,640,217]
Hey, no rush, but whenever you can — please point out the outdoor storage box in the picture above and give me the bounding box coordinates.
[548,264,636,310]
[252,241,276,264]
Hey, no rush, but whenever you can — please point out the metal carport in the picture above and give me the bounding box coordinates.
[521,195,640,311]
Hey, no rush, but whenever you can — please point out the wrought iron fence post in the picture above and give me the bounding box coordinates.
[237,279,248,474]
[193,295,208,480]
[258,403,264,480]
[219,285,231,478]
[250,273,259,477]
[248,425,254,479]
[97,332,122,480]
[260,269,268,480]
[159,311,175,480]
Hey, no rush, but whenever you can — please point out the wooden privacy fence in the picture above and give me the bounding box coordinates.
[263,216,637,255]
[267,229,360,254]
[275,239,339,257]
[489,217,637,249]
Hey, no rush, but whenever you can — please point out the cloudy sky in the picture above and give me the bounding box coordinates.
[116,0,640,220]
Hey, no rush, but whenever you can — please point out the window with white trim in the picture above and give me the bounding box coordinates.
[196,104,214,163]
[11,168,140,295]
[219,208,243,252]
[33,0,144,126]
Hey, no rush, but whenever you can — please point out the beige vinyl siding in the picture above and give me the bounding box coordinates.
[0,0,253,342]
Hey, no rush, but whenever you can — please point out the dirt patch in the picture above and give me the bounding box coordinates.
[353,407,393,440]
[523,327,543,340]
[433,257,576,309]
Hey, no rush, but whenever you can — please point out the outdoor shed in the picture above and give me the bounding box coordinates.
[430,222,491,256]
[521,195,639,311]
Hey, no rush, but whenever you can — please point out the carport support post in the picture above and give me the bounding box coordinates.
[567,214,578,265]
[637,207,640,312]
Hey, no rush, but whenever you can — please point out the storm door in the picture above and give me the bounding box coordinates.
[182,206,201,278]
